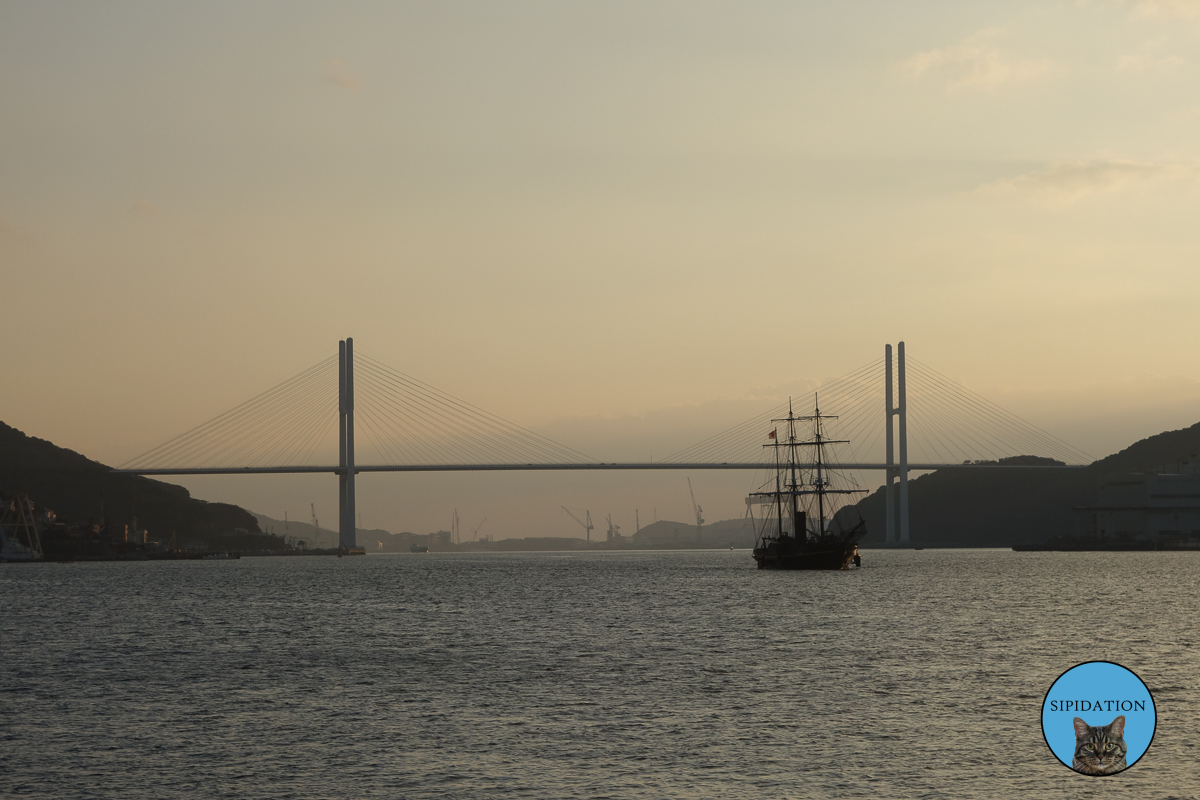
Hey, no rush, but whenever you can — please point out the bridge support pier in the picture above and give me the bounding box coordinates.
[338,338,357,550]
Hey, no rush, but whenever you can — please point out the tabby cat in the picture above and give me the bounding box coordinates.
[1072,715,1127,775]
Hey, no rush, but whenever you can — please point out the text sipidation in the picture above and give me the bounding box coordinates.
[1049,699,1145,712]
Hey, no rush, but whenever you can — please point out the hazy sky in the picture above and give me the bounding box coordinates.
[4,1,1200,538]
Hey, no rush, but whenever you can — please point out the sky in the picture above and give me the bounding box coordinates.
[4,0,1200,539]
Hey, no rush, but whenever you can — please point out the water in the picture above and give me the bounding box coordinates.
[2,550,1198,799]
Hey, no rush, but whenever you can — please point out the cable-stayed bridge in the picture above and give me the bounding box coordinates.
[114,339,1090,548]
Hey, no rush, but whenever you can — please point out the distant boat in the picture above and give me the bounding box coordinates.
[751,397,867,570]
[202,552,240,560]
[410,544,429,553]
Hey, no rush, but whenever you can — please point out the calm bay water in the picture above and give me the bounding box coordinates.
[2,549,1198,799]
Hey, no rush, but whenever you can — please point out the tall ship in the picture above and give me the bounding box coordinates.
[0,492,44,563]
[751,397,867,570]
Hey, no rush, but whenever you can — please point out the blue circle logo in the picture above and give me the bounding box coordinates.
[1041,661,1156,776]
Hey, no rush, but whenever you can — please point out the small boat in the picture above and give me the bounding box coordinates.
[202,551,241,560]
[751,396,867,570]
[410,544,430,553]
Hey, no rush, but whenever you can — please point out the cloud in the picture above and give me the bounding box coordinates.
[1133,0,1200,19]
[898,30,1056,94]
[1117,53,1185,70]
[322,58,361,92]
[978,159,1197,204]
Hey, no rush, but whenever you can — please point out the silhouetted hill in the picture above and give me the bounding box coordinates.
[0,421,260,540]
[840,422,1200,547]
[631,517,757,548]
[1091,421,1200,473]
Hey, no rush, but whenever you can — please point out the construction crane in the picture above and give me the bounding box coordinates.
[452,508,460,545]
[471,517,487,542]
[311,503,321,548]
[688,478,704,545]
[561,507,594,544]
[605,513,621,541]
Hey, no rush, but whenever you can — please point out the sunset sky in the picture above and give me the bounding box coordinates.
[4,1,1200,538]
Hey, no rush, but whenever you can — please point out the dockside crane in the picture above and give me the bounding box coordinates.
[688,478,704,545]
[561,507,594,544]
[471,517,487,542]
[605,513,621,541]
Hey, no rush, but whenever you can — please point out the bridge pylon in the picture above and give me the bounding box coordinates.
[885,344,895,543]
[884,342,910,545]
[338,338,357,550]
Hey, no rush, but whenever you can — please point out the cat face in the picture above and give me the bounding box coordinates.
[1072,715,1128,775]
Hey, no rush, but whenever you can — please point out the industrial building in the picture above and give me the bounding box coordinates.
[1075,460,1200,547]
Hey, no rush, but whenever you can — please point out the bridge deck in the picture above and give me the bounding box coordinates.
[112,462,1087,476]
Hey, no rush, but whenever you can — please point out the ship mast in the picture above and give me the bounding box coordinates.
[794,393,865,534]
[774,422,784,539]
[788,398,801,537]
[753,394,863,542]
[814,394,825,536]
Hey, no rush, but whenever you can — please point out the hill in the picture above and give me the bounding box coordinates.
[840,421,1200,547]
[0,421,261,541]
[631,517,757,548]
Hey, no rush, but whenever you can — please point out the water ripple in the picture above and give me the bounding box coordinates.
[1,550,1198,798]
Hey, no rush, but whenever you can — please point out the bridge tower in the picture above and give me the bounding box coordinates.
[338,338,357,550]
[884,342,910,545]
[885,344,895,543]
[898,341,910,544]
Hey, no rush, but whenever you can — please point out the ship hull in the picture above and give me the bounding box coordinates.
[752,538,861,570]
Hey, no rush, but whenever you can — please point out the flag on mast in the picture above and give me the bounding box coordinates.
[768,429,776,439]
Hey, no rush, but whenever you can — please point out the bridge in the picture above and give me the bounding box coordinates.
[114,339,1090,548]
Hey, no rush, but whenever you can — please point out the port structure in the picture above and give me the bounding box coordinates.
[605,513,620,541]
[562,508,594,544]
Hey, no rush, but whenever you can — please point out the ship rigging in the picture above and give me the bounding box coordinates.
[751,396,867,570]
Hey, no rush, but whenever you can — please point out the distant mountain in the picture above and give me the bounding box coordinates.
[839,421,1200,547]
[631,517,757,548]
[0,421,260,540]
